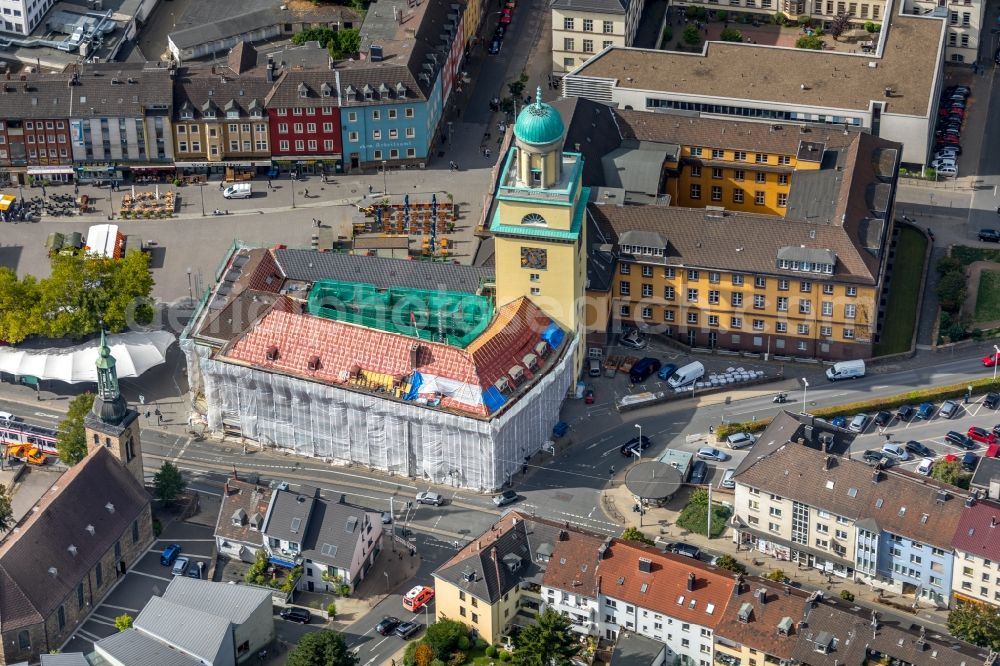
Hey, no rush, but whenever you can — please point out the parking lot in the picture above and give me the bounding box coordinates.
[839,393,1000,477]
[61,521,216,654]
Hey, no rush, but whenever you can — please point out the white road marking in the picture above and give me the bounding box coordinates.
[33,412,58,420]
[126,570,173,582]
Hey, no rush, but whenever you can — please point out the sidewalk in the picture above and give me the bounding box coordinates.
[600,480,953,632]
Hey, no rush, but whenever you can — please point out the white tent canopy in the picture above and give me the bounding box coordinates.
[0,331,175,383]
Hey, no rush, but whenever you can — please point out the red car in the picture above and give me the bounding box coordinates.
[500,9,512,23]
[984,352,1000,367]
[968,426,997,445]
[584,387,595,404]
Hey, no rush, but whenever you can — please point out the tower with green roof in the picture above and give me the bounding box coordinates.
[491,88,588,376]
[85,330,144,483]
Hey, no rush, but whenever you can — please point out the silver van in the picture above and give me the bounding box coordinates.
[588,358,602,377]
[720,468,736,489]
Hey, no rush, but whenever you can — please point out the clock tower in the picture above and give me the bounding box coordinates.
[490,88,588,376]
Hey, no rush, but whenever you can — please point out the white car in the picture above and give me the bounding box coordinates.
[725,432,757,450]
[619,333,648,350]
[848,413,869,433]
[930,158,956,170]
[880,443,909,461]
[934,150,958,160]
[415,491,444,506]
[915,457,934,476]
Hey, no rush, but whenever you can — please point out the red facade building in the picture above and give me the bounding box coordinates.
[0,76,75,183]
[265,69,344,174]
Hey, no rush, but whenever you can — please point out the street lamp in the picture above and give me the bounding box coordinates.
[384,571,390,594]
[801,378,809,414]
[993,345,999,381]
[186,268,193,302]
[382,160,388,195]
[198,182,205,217]
[634,424,642,461]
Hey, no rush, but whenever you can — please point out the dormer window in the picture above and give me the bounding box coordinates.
[321,83,332,97]
[227,109,239,119]
[345,85,356,102]
[396,82,407,99]
[181,110,193,120]
[298,82,308,98]
[363,84,373,101]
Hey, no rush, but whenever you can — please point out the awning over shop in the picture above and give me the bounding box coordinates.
[27,166,74,175]
[268,556,297,569]
[0,194,15,211]
[174,161,271,168]
[77,165,116,172]
[129,165,176,171]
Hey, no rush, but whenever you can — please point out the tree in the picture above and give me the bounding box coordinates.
[414,643,435,666]
[864,20,880,32]
[292,27,337,47]
[930,459,970,488]
[829,13,852,39]
[512,608,581,666]
[56,392,94,465]
[720,26,743,41]
[716,10,729,21]
[765,568,788,582]
[423,618,466,660]
[153,461,185,505]
[937,270,967,313]
[0,485,13,533]
[620,526,655,546]
[936,255,964,276]
[948,602,1000,649]
[114,613,133,632]
[713,554,747,574]
[796,35,824,49]
[286,630,359,666]
[329,29,361,59]
[682,24,702,46]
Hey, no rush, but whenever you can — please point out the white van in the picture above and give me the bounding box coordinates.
[223,183,252,199]
[668,361,705,389]
[937,165,958,178]
[826,359,865,381]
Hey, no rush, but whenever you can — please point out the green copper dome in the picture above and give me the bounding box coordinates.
[514,87,565,146]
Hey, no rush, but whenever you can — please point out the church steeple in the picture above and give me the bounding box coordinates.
[91,329,128,425]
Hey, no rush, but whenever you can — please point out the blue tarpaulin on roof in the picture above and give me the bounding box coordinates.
[542,322,565,349]
[482,386,508,413]
[269,556,297,569]
[404,372,423,400]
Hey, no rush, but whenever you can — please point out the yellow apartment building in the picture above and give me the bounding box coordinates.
[551,0,645,73]
[952,499,1000,607]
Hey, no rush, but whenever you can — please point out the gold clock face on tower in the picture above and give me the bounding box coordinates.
[521,246,548,269]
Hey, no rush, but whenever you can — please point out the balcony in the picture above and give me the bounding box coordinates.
[716,653,742,666]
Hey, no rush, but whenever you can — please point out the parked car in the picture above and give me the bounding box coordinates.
[630,357,662,383]
[848,413,869,432]
[945,431,976,449]
[665,542,701,559]
[171,557,190,576]
[940,400,961,419]
[657,363,678,381]
[916,457,934,476]
[968,426,997,445]
[160,543,182,567]
[720,468,736,489]
[916,402,936,420]
[492,490,519,507]
[488,38,502,54]
[930,159,957,170]
[962,451,979,472]
[896,405,915,421]
[861,449,889,466]
[396,621,421,639]
[376,617,401,636]
[403,586,435,611]
[979,229,1000,243]
[588,357,602,377]
[584,387,595,404]
[874,411,893,427]
[904,440,933,458]
[381,512,393,525]
[696,447,729,462]
[494,24,506,38]
[986,392,1000,409]
[830,416,848,428]
[688,460,708,485]
[983,352,1000,367]
[415,491,444,506]
[280,607,312,624]
[621,435,652,457]
[880,443,909,461]
[725,432,757,450]
[186,561,204,579]
[619,332,648,350]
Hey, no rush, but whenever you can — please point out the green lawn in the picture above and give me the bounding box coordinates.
[874,226,928,356]
[676,500,731,538]
[975,270,1000,323]
[952,245,1000,265]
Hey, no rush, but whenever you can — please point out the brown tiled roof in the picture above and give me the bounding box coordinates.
[951,498,1000,561]
[568,12,943,118]
[616,111,857,157]
[173,67,273,120]
[228,42,259,75]
[735,440,967,548]
[265,69,344,109]
[0,448,150,631]
[540,531,605,600]
[213,476,272,549]
[715,580,809,660]
[598,540,734,626]
[587,202,878,284]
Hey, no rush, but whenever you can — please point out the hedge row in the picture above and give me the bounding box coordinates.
[712,375,1000,441]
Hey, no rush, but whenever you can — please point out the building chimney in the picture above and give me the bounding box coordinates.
[687,572,695,591]
[638,557,652,573]
[992,516,997,528]
[756,588,767,605]
[733,573,744,596]
[266,62,274,82]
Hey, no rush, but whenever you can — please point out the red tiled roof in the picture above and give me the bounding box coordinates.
[952,499,1000,562]
[221,297,558,416]
[598,540,734,627]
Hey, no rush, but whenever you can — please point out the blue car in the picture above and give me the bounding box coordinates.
[917,402,936,420]
[552,421,569,438]
[830,416,847,428]
[160,543,182,567]
[658,363,678,381]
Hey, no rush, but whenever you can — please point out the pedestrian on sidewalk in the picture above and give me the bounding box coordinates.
[368,184,373,194]
[267,179,272,190]
[304,188,309,198]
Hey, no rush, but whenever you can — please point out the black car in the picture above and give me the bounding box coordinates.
[979,229,1000,243]
[874,411,893,427]
[905,440,933,458]
[494,24,506,38]
[896,405,915,421]
[861,449,888,465]
[376,616,401,636]
[688,460,708,485]
[945,431,976,449]
[488,38,501,54]
[396,621,421,639]
[665,542,701,559]
[280,607,312,624]
[620,435,652,457]
[985,392,1000,409]
[962,452,979,471]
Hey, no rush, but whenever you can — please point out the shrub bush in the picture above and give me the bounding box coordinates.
[499,651,511,661]
[716,10,729,21]
[840,590,855,602]
[457,636,470,650]
[485,645,498,657]
[475,639,488,650]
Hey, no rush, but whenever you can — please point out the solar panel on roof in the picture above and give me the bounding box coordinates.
[321,543,338,557]
[290,517,301,533]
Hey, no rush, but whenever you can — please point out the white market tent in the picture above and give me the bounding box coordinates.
[0,331,174,383]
